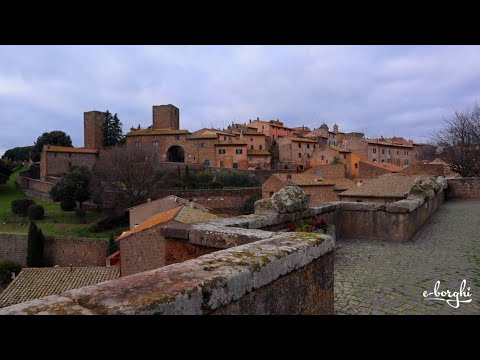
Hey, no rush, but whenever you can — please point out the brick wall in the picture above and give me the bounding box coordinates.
[164,238,217,266]
[400,163,445,176]
[84,111,106,149]
[358,161,392,179]
[155,188,262,215]
[119,226,165,276]
[0,234,28,266]
[153,105,179,130]
[43,151,98,178]
[446,178,480,200]
[0,234,107,267]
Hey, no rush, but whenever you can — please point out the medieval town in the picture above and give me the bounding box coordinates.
[0,47,479,316]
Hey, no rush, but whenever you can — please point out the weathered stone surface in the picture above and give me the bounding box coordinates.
[340,202,377,211]
[255,186,308,215]
[386,199,422,213]
[0,232,335,315]
[159,223,190,240]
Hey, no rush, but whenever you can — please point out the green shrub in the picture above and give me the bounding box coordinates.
[11,199,36,216]
[27,222,44,267]
[60,198,76,211]
[28,204,45,220]
[0,260,22,285]
[93,212,128,232]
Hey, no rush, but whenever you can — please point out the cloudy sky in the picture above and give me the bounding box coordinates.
[1,45,480,156]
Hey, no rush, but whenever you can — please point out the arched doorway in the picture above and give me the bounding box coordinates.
[167,146,185,163]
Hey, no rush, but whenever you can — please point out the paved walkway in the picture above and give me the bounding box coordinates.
[334,200,480,315]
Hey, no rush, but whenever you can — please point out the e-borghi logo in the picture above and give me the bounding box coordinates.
[423,279,472,309]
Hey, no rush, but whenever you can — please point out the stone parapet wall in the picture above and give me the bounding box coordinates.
[446,178,480,200]
[0,231,335,315]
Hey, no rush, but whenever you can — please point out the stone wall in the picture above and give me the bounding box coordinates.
[0,234,107,267]
[446,178,480,200]
[0,231,335,315]
[339,190,445,241]
[358,161,392,179]
[0,234,28,266]
[17,177,55,194]
[155,188,262,215]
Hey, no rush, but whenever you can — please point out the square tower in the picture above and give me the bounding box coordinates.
[153,104,179,130]
[84,111,106,149]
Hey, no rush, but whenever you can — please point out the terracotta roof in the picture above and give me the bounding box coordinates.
[272,173,356,190]
[45,146,98,154]
[0,267,120,308]
[287,137,317,143]
[247,149,271,156]
[338,174,427,198]
[126,129,189,136]
[364,139,413,148]
[174,207,218,224]
[330,145,351,153]
[361,160,403,172]
[117,206,183,240]
[214,141,247,146]
[186,134,218,139]
[240,131,265,136]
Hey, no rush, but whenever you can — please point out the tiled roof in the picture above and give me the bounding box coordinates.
[174,207,218,224]
[338,173,426,198]
[126,129,189,136]
[330,145,351,153]
[214,141,247,146]
[186,134,218,139]
[272,173,356,190]
[287,137,317,143]
[117,206,183,240]
[0,267,120,308]
[364,139,413,148]
[361,160,403,172]
[247,149,271,155]
[45,146,98,154]
[241,131,265,135]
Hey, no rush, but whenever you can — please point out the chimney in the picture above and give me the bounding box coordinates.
[257,117,259,121]
[249,119,251,123]
[240,130,244,140]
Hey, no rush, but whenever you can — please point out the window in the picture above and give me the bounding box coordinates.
[264,155,268,160]
[233,163,239,169]
[298,153,302,158]
[343,154,347,159]
[236,149,243,154]
[307,153,311,158]
[262,126,264,130]
[372,158,377,162]
[388,150,391,155]
[68,153,72,158]
[68,162,72,169]
[313,145,316,149]
[381,159,384,162]
[406,151,409,155]
[326,159,329,164]
[298,143,301,149]
[153,141,159,147]
[135,141,141,147]
[382,149,384,154]
[250,138,253,141]
[404,159,409,165]
[321,155,324,160]
[224,136,227,141]
[373,148,377,153]
[397,150,399,155]
[219,149,226,154]
[259,144,263,150]
[175,135,180,140]
[251,145,254,150]
[248,156,252,161]
[355,163,358,169]
[307,144,310,149]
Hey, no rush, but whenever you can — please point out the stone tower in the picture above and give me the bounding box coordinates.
[153,104,179,130]
[84,111,106,149]
[333,124,339,133]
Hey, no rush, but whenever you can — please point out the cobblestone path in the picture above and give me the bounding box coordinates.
[334,200,480,315]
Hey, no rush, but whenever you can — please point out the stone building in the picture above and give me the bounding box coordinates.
[248,119,295,141]
[40,145,99,181]
[262,172,356,206]
[311,145,362,178]
[344,137,418,168]
[214,140,248,169]
[115,204,218,276]
[277,137,317,170]
[357,160,402,180]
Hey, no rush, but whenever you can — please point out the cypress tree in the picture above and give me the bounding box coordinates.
[27,222,44,267]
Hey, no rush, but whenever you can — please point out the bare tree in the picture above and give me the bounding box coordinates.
[91,145,162,209]
[433,105,480,177]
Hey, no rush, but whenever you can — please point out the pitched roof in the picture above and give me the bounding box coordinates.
[247,149,271,156]
[174,206,218,224]
[117,206,183,240]
[361,160,403,172]
[45,146,98,154]
[118,204,218,241]
[186,134,219,139]
[363,139,413,148]
[126,129,189,136]
[286,137,317,143]
[338,173,426,198]
[271,173,356,190]
[0,267,120,308]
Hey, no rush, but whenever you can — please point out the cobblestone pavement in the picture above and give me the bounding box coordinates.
[334,200,480,315]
